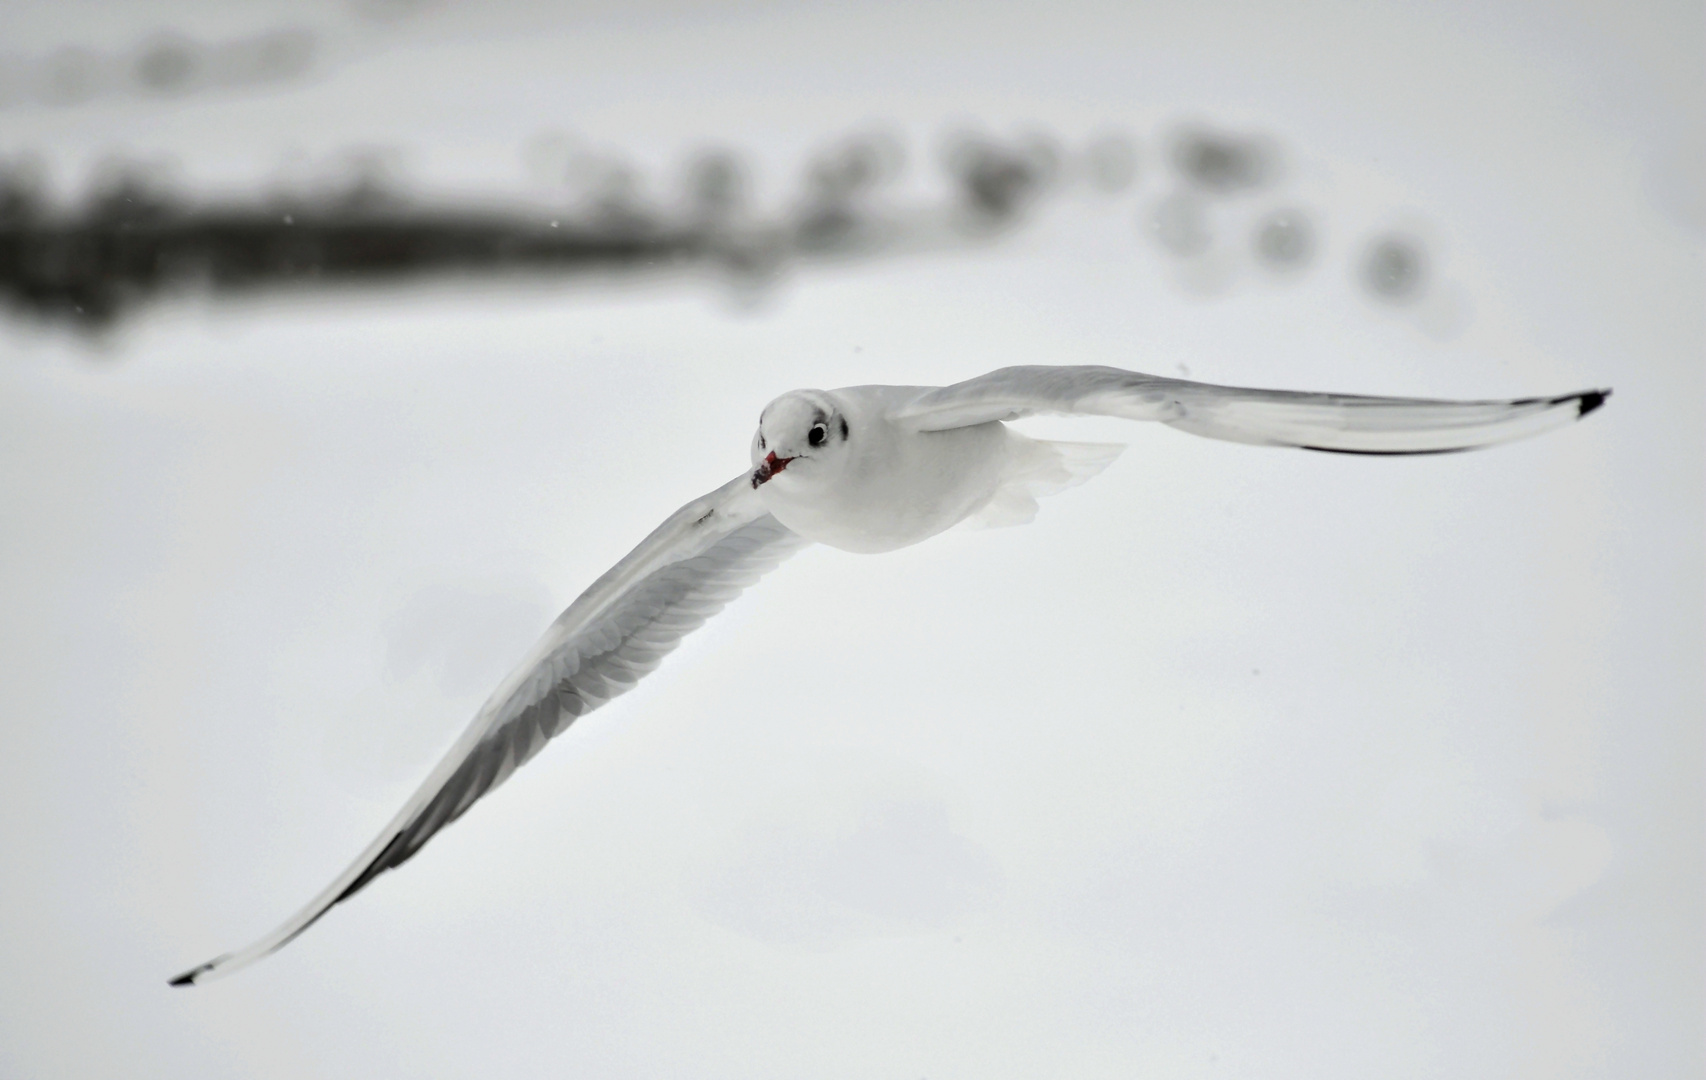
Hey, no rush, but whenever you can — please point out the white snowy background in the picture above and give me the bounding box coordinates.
[1,1,1700,1077]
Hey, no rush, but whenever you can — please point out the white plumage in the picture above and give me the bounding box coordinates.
[170,364,1606,985]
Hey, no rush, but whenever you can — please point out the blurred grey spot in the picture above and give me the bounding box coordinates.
[712,228,788,305]
[1082,131,1139,193]
[683,147,748,225]
[1150,191,1211,257]
[566,154,658,234]
[12,27,314,109]
[1254,208,1314,270]
[808,130,904,201]
[796,129,905,250]
[135,36,200,94]
[1171,126,1272,194]
[591,165,649,230]
[1362,233,1428,302]
[335,150,409,211]
[944,130,1059,220]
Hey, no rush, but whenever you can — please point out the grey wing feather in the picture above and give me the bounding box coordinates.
[170,474,808,986]
[896,365,1609,453]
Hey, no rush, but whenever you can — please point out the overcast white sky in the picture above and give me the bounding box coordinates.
[1,1,1700,1077]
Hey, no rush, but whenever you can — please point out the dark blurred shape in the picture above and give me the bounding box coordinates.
[135,35,200,95]
[1149,192,1211,256]
[684,148,749,225]
[796,129,906,250]
[1254,208,1314,270]
[587,162,658,236]
[808,130,904,200]
[1361,233,1427,301]
[0,164,700,331]
[335,151,408,213]
[710,228,789,295]
[1171,126,1273,194]
[683,148,783,292]
[943,131,1059,220]
[1082,132,1139,193]
[0,160,47,227]
[552,147,661,236]
[0,124,1136,333]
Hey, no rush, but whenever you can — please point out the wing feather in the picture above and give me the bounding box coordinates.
[896,365,1608,453]
[170,473,808,986]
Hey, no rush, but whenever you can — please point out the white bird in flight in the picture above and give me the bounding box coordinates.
[170,365,1607,985]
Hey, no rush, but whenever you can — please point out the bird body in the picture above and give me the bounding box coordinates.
[170,364,1608,986]
[754,385,1071,552]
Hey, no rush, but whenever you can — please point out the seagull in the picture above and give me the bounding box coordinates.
[169,365,1608,985]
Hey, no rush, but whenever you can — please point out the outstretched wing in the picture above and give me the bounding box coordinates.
[895,365,1609,454]
[171,473,809,986]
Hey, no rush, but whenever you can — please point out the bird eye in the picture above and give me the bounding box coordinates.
[808,423,827,447]
[759,434,766,450]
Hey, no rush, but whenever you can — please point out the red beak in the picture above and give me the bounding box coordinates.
[751,451,794,488]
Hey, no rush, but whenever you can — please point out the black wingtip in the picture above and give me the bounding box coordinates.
[1575,389,1610,418]
[1301,445,1470,457]
[168,959,217,987]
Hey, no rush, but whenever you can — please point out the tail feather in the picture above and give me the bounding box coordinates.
[966,436,1125,528]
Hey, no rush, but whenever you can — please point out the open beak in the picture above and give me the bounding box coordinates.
[751,451,794,488]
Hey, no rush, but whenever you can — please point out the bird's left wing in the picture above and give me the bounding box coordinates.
[894,365,1608,454]
[170,472,808,986]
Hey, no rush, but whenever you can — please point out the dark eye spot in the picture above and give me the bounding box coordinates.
[759,434,766,450]
[839,417,849,439]
[807,424,826,447]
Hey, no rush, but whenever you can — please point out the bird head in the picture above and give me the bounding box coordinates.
[750,390,852,489]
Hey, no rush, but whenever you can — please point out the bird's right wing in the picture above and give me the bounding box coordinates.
[894,365,1609,454]
[170,471,809,986]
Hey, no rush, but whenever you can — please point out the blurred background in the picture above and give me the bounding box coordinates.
[1,1,1700,1077]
